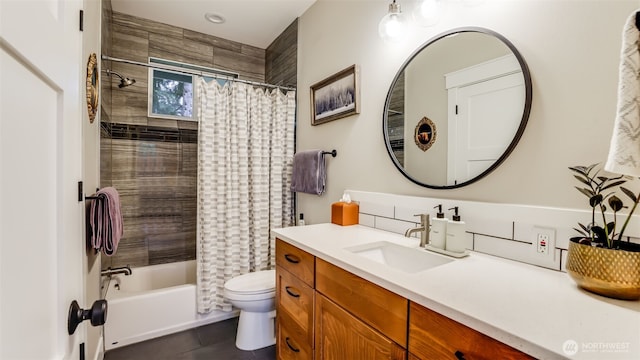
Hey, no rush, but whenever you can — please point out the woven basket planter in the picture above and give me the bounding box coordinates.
[567,238,640,300]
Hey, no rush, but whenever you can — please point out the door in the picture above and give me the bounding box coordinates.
[1,0,85,359]
[451,73,525,183]
[445,54,525,185]
[315,294,406,360]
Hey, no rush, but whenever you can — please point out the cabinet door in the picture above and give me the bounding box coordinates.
[409,302,534,360]
[316,258,407,346]
[276,265,314,345]
[315,294,406,360]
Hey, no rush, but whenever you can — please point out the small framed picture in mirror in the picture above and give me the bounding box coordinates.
[310,65,360,125]
[414,116,436,151]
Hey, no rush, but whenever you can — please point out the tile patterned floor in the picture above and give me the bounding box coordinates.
[104,317,276,360]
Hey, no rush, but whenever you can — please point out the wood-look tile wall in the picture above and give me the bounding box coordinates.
[101,124,197,269]
[101,0,113,126]
[100,5,298,269]
[101,0,113,191]
[107,11,266,128]
[266,19,298,87]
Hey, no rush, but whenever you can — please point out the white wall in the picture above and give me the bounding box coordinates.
[82,0,103,359]
[296,0,640,225]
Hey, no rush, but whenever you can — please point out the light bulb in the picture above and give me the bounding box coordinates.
[413,0,441,27]
[378,1,407,42]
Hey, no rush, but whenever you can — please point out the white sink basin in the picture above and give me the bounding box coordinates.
[345,241,454,273]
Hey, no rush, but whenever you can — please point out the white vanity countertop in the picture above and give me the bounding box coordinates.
[272,223,640,360]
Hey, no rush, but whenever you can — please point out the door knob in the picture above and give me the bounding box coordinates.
[67,299,108,335]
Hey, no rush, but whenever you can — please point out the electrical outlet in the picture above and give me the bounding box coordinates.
[533,226,555,259]
[537,233,549,254]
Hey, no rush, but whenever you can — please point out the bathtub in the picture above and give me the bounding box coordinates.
[103,260,238,350]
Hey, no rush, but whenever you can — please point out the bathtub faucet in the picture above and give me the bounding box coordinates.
[101,265,133,277]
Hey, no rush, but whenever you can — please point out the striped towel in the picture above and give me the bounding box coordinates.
[89,187,124,256]
[605,10,640,176]
[290,150,326,195]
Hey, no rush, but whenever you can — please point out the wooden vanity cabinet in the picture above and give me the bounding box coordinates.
[276,239,315,286]
[315,258,407,360]
[276,239,315,360]
[276,239,407,360]
[315,258,408,347]
[315,293,406,360]
[408,302,534,360]
[276,239,533,360]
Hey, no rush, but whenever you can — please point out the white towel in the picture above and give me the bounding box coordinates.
[605,10,640,176]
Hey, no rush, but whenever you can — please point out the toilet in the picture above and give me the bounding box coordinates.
[223,269,276,351]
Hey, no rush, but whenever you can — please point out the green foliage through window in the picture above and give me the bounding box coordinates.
[148,58,238,121]
[151,70,194,118]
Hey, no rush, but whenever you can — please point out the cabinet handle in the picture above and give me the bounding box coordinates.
[284,254,300,263]
[285,337,300,353]
[285,286,300,298]
[454,350,466,360]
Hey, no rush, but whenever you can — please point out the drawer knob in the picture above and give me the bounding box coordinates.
[285,286,301,298]
[455,350,466,360]
[285,337,300,353]
[284,254,300,263]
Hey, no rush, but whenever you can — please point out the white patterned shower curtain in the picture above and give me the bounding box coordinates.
[196,79,295,313]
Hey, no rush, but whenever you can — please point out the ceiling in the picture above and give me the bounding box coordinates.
[111,0,317,49]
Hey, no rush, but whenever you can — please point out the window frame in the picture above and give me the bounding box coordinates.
[147,57,239,121]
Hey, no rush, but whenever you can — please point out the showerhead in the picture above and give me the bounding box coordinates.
[118,77,136,88]
[105,69,136,88]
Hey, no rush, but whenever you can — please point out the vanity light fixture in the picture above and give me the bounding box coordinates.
[204,12,225,24]
[413,0,442,27]
[378,0,408,42]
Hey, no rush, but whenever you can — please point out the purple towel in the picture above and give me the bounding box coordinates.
[291,150,326,195]
[89,187,124,256]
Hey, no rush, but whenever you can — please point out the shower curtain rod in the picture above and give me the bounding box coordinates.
[101,55,296,91]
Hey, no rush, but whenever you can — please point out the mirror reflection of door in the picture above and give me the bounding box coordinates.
[383,28,531,189]
[446,55,525,185]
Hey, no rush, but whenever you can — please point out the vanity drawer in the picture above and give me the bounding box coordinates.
[277,310,314,360]
[315,258,408,347]
[276,265,314,345]
[276,238,315,287]
[409,302,534,360]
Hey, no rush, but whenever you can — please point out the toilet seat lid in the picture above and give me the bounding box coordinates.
[224,270,275,294]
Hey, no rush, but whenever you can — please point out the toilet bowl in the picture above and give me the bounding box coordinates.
[223,269,276,351]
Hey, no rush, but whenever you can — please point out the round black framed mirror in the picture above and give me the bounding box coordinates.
[383,27,532,189]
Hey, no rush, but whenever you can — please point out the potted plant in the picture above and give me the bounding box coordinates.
[567,163,640,300]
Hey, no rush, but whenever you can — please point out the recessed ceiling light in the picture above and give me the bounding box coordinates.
[204,12,225,24]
